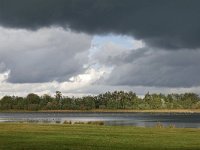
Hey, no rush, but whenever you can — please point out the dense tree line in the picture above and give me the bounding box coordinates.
[0,91,200,111]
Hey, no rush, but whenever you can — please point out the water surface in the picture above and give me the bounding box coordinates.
[0,112,200,128]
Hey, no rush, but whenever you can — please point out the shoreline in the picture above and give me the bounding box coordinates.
[1,109,200,113]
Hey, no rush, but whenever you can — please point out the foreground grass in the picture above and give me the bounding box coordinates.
[0,123,200,150]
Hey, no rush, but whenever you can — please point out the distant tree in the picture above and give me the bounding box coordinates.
[0,91,199,111]
[82,96,95,110]
[61,97,73,110]
[40,94,53,110]
[12,96,25,110]
[55,91,62,109]
[26,93,40,110]
[55,91,62,101]
[0,96,13,110]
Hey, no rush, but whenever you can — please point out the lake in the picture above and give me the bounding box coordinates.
[0,112,200,128]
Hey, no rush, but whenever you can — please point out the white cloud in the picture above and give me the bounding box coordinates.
[0,67,109,97]
[129,39,145,50]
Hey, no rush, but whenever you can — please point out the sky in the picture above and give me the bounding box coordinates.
[0,0,200,97]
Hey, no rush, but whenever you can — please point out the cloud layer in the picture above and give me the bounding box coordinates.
[0,27,92,83]
[105,48,200,87]
[1,0,200,49]
[0,1,200,96]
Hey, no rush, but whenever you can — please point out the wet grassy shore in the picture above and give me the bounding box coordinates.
[1,109,200,113]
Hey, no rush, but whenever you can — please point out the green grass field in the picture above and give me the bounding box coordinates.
[0,123,200,150]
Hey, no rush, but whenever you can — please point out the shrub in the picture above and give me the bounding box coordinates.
[87,121,104,125]
[63,120,72,124]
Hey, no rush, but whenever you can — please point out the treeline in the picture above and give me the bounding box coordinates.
[0,91,200,111]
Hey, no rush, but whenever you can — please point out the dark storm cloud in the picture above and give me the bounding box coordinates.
[0,0,200,49]
[104,48,200,88]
